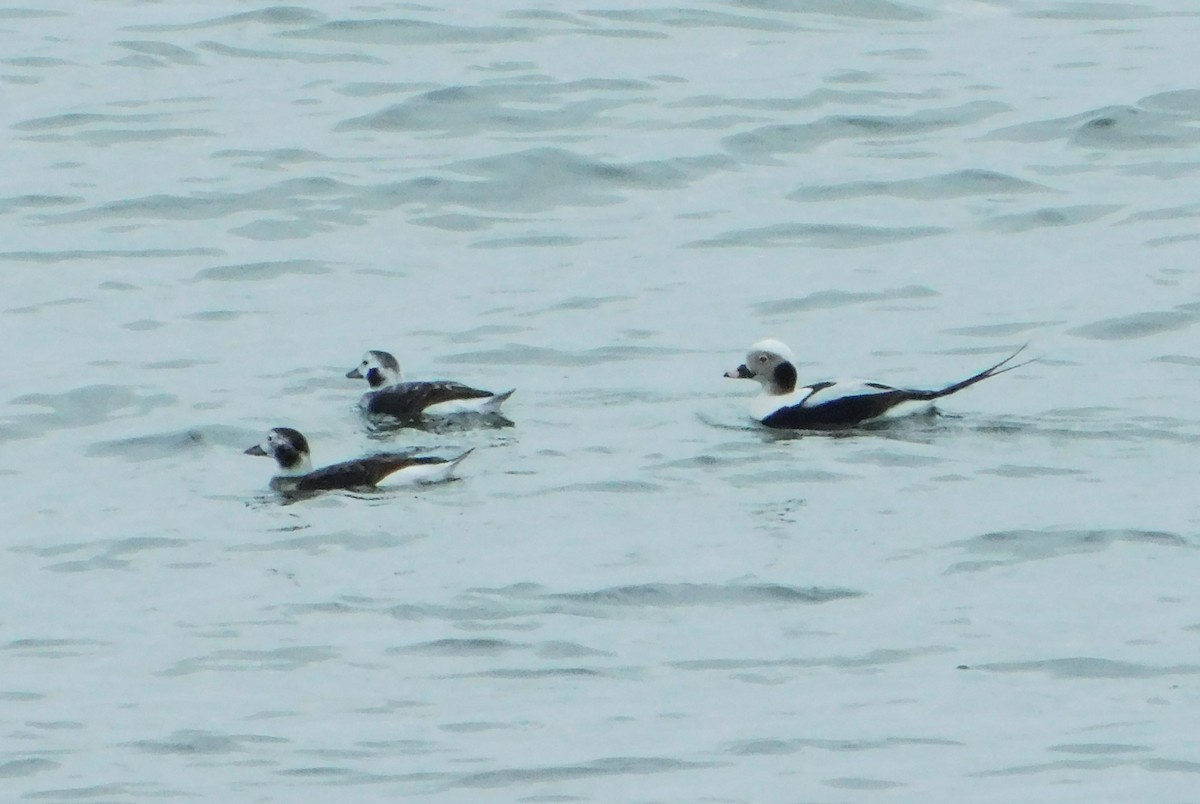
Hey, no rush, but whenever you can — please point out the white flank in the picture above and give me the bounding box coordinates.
[378,449,473,486]
[425,389,514,416]
[872,397,935,420]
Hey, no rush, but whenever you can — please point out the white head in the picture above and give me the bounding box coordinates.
[346,350,403,389]
[244,427,314,477]
[724,339,798,395]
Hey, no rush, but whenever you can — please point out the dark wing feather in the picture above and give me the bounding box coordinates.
[364,381,492,418]
[763,390,915,428]
[295,454,447,490]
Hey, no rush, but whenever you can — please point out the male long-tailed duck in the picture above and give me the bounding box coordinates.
[245,427,471,492]
[346,350,514,420]
[725,339,1031,429]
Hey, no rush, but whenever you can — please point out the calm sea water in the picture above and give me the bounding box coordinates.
[3,1,1200,801]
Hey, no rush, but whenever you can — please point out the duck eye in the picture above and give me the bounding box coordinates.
[758,355,768,363]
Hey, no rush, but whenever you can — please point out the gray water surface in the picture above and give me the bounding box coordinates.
[3,1,1200,801]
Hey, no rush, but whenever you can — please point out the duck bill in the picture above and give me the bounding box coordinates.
[244,444,268,456]
[724,364,753,379]
[345,368,363,379]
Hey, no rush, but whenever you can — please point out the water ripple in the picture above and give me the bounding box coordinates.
[727,735,961,756]
[733,0,934,22]
[338,80,650,137]
[4,386,176,441]
[125,7,325,32]
[541,582,861,607]
[979,658,1200,679]
[34,150,731,236]
[0,759,57,779]
[126,729,287,755]
[688,222,947,248]
[444,343,680,366]
[281,18,538,45]
[159,646,338,676]
[982,204,1122,233]
[988,94,1200,149]
[1067,308,1200,340]
[789,169,1050,202]
[754,284,938,314]
[724,101,1008,160]
[946,528,1190,573]
[672,646,950,671]
[453,756,713,789]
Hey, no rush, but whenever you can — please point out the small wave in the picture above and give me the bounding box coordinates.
[982,204,1121,233]
[686,222,947,248]
[723,101,1007,160]
[86,425,253,461]
[789,169,1048,202]
[158,646,338,676]
[754,284,938,315]
[1067,309,1200,340]
[946,528,1189,573]
[453,756,709,789]
[542,582,861,607]
[5,385,176,442]
[977,657,1200,678]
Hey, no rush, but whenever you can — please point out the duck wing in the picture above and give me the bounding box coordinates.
[296,454,448,490]
[762,382,914,428]
[364,381,493,418]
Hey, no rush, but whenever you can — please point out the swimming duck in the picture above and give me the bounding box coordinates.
[245,427,471,491]
[725,339,1031,428]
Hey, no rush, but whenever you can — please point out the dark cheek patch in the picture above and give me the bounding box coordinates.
[774,362,797,393]
[276,444,303,470]
[366,368,385,389]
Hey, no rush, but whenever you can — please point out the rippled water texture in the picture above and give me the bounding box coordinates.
[3,1,1200,801]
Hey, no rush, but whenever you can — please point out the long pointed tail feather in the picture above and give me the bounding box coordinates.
[379,448,474,486]
[909,344,1035,401]
[447,448,474,471]
[424,447,473,482]
[479,389,515,414]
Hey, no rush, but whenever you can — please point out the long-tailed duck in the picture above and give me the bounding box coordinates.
[346,350,514,420]
[725,339,1031,429]
[244,427,471,491]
